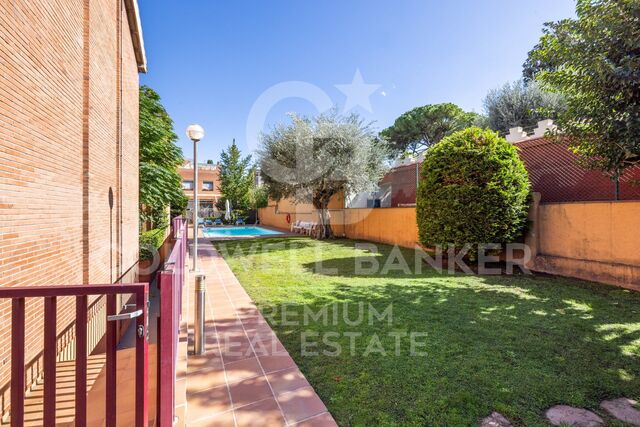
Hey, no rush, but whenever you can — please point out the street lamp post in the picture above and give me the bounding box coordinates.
[186,124,205,272]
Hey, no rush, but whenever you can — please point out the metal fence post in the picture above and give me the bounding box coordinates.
[194,274,206,355]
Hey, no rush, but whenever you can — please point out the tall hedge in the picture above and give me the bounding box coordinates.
[416,127,530,253]
[139,228,166,261]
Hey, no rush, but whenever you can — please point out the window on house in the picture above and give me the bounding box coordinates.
[202,181,214,191]
[182,180,194,190]
[200,201,214,209]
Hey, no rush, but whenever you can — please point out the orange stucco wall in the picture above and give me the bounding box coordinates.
[532,201,640,289]
[258,197,347,236]
[342,208,418,248]
[260,197,640,289]
[258,201,418,248]
[537,201,640,265]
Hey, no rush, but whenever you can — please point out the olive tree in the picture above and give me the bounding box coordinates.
[483,80,565,135]
[258,112,389,239]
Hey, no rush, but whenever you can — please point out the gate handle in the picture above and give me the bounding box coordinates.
[107,308,143,322]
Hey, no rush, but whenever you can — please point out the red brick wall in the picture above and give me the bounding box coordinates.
[0,0,141,399]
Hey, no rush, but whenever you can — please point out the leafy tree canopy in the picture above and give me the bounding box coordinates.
[524,0,640,174]
[217,139,255,212]
[483,80,565,135]
[248,184,269,210]
[380,103,484,156]
[139,85,186,228]
[258,112,389,238]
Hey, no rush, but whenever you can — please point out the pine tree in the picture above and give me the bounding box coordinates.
[217,139,255,213]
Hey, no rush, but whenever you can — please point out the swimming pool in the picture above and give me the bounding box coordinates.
[202,226,284,238]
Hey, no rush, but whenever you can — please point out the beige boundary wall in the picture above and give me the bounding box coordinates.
[259,196,347,236]
[342,208,418,248]
[259,196,640,290]
[526,196,640,291]
[258,197,418,248]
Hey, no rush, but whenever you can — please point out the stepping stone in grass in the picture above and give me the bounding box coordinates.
[480,411,512,427]
[600,398,640,426]
[545,405,603,427]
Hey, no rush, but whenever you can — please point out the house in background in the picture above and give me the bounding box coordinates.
[178,160,222,217]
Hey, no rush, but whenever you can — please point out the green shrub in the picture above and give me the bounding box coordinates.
[139,228,166,261]
[416,127,530,255]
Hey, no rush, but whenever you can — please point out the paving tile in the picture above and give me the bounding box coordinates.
[277,386,328,425]
[480,411,513,427]
[291,412,338,427]
[221,344,255,364]
[186,365,228,395]
[545,405,603,426]
[175,377,187,405]
[215,320,245,333]
[174,404,187,427]
[218,332,251,349]
[252,339,286,357]
[187,350,224,372]
[234,398,286,427]
[228,376,274,408]
[243,323,272,336]
[600,398,640,426]
[267,367,310,396]
[190,410,236,427]
[186,239,331,427]
[224,357,264,384]
[258,353,297,374]
[247,335,275,350]
[186,384,232,421]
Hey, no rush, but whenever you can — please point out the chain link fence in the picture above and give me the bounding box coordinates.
[516,138,640,203]
[357,137,640,208]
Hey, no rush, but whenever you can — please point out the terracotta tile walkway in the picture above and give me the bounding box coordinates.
[184,237,337,427]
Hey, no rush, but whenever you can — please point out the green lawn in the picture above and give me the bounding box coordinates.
[214,237,640,426]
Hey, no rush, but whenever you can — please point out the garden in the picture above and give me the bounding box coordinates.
[229,4,640,423]
[216,237,640,426]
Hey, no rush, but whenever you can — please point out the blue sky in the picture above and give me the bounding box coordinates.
[139,0,576,163]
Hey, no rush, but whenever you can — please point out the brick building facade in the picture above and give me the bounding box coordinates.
[178,161,223,214]
[0,0,146,410]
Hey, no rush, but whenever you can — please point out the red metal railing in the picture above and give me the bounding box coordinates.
[157,216,188,427]
[0,283,149,427]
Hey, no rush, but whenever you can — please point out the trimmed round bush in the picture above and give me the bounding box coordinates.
[416,127,530,253]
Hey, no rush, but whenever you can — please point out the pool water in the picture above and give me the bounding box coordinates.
[202,226,284,238]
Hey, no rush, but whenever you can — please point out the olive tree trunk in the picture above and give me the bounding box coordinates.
[313,191,334,239]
